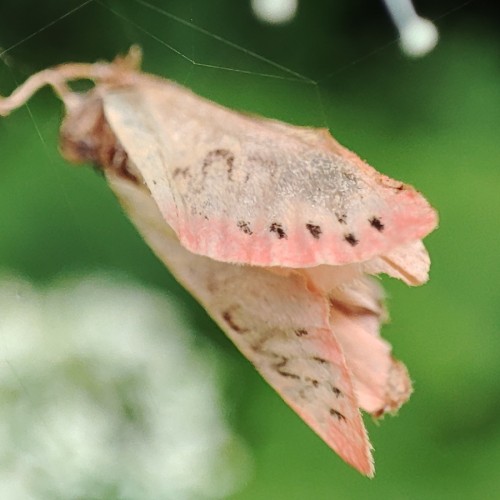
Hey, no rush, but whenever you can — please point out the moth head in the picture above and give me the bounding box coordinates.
[59,88,142,184]
[59,90,110,165]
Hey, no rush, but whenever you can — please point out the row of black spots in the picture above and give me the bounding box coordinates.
[202,148,235,180]
[342,216,384,246]
[306,223,322,239]
[237,220,253,235]
[303,376,342,395]
[234,219,381,246]
[221,310,248,334]
[329,408,347,422]
[369,216,384,231]
[270,222,287,239]
[344,233,359,246]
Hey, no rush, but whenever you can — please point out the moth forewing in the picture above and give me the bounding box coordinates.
[99,71,437,268]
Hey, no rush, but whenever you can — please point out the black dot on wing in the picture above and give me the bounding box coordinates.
[369,216,384,231]
[313,356,328,365]
[306,223,322,239]
[237,220,253,235]
[329,408,347,422]
[344,233,359,246]
[270,222,287,239]
[336,213,347,224]
[295,328,308,337]
[306,378,319,388]
[331,386,342,397]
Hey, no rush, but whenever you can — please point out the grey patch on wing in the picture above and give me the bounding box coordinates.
[273,151,360,213]
[172,166,190,179]
[202,148,235,180]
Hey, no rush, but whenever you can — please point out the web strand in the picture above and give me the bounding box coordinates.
[0,0,478,140]
[98,0,310,83]
[129,0,314,83]
[0,0,94,59]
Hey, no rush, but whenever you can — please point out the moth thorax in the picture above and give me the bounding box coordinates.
[59,90,139,183]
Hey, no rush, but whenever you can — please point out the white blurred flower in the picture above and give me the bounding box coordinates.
[251,0,298,25]
[383,0,439,57]
[0,274,252,499]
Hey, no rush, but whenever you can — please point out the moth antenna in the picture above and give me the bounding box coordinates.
[0,61,135,117]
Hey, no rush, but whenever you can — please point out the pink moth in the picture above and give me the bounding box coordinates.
[0,48,437,476]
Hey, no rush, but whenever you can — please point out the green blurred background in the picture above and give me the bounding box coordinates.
[1,0,499,498]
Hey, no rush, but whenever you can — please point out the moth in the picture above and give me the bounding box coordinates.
[0,47,437,476]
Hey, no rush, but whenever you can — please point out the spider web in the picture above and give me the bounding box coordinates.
[0,0,475,255]
[0,0,488,495]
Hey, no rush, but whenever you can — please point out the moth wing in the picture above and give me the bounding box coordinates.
[363,239,431,285]
[302,266,412,415]
[329,277,412,415]
[105,172,374,476]
[102,78,437,268]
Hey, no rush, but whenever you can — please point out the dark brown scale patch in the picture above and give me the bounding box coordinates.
[313,356,328,365]
[274,357,300,380]
[396,184,405,191]
[173,167,190,179]
[74,140,94,160]
[306,223,322,239]
[369,216,384,232]
[67,109,139,185]
[202,149,235,180]
[106,145,136,183]
[336,213,347,224]
[237,220,253,235]
[270,222,287,239]
[305,377,319,388]
[117,162,138,183]
[222,311,248,334]
[331,386,342,397]
[329,408,347,422]
[295,328,308,337]
[344,233,359,246]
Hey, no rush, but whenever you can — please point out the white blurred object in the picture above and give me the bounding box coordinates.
[0,274,252,499]
[383,0,439,57]
[251,0,298,24]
